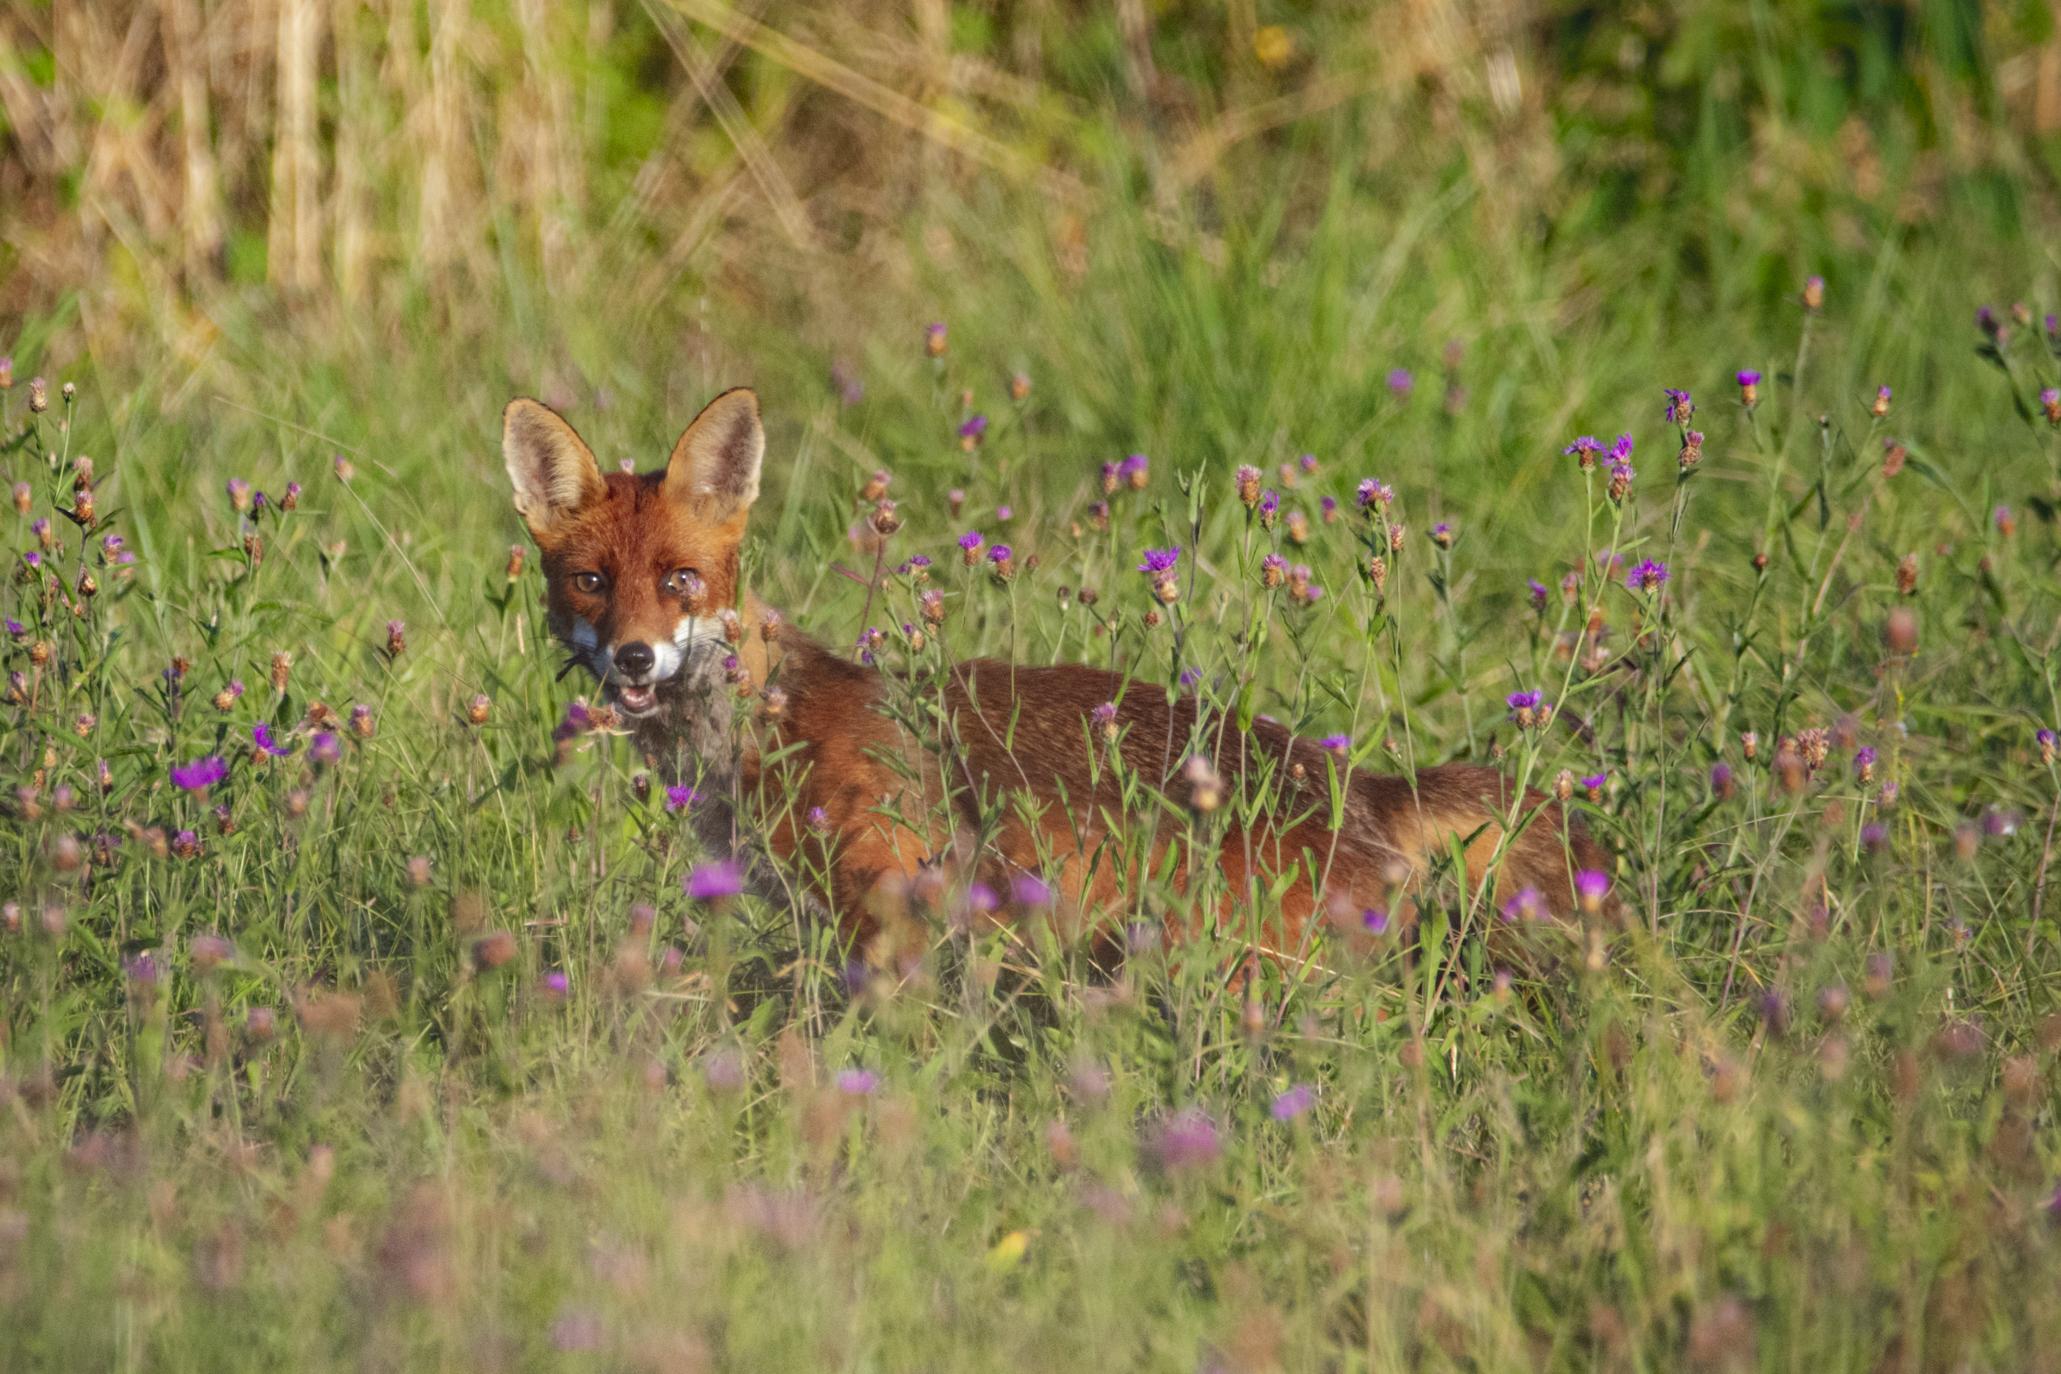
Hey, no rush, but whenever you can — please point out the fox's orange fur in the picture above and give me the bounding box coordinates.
[504,389,1613,961]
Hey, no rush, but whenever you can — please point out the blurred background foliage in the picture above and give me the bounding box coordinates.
[3,0,2058,363]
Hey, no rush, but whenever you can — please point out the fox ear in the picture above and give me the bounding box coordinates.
[664,388,763,518]
[503,398,606,538]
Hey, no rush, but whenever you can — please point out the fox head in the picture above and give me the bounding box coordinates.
[502,388,763,719]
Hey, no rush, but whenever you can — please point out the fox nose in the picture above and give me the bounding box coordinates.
[613,641,656,678]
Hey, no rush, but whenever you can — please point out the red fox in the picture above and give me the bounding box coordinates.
[503,388,1614,961]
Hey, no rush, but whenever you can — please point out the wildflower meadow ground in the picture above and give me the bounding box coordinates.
[6,253,2061,1370]
[7,8,2061,1362]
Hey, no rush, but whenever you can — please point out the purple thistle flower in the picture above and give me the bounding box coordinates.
[552,701,592,743]
[1258,489,1280,519]
[251,723,294,757]
[958,530,984,552]
[987,543,1013,565]
[1860,822,1888,851]
[1320,495,1338,519]
[1506,689,1543,715]
[1136,547,1181,575]
[1318,733,1350,759]
[1580,772,1608,791]
[1270,1083,1317,1121]
[1625,558,1669,593]
[1710,761,1734,796]
[1355,477,1393,509]
[957,414,988,441]
[308,731,342,764]
[1608,434,1634,463]
[1526,578,1549,611]
[1574,869,1610,912]
[170,755,228,791]
[1735,369,1762,387]
[226,477,252,510]
[836,1068,880,1096]
[1120,453,1149,481]
[1500,886,1548,922]
[1852,746,1878,776]
[5,618,24,638]
[1362,907,1390,935]
[1011,873,1052,908]
[685,859,746,901]
[1177,666,1202,691]
[1563,436,1603,463]
[1386,368,1414,398]
[1090,701,1119,732]
[1663,388,1694,424]
[1150,1108,1222,1172]
[664,784,699,813]
[539,970,571,999]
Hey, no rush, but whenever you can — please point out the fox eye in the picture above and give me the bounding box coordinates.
[662,568,703,597]
[571,571,607,595]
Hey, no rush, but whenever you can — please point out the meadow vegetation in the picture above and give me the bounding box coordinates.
[5,1,2061,1368]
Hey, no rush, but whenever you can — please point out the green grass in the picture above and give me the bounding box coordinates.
[6,161,2061,1371]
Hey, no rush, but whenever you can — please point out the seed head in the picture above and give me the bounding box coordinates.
[1181,754,1225,812]
[28,377,48,413]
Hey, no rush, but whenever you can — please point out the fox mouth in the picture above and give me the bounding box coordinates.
[611,680,661,716]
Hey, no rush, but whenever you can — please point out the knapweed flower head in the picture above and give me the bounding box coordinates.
[1574,869,1610,915]
[664,784,699,813]
[1150,1108,1223,1172]
[835,1068,880,1096]
[2041,387,2061,426]
[1318,733,1350,760]
[1678,430,1704,469]
[1137,547,1180,576]
[1362,907,1390,936]
[1500,886,1548,922]
[309,731,342,765]
[1505,690,1551,730]
[1120,454,1149,490]
[1563,436,1603,471]
[1527,578,1549,612]
[957,414,988,449]
[987,543,1015,580]
[924,322,947,357]
[1386,367,1414,398]
[1257,489,1280,526]
[1090,701,1120,740]
[1270,1083,1317,1121]
[1626,558,1669,593]
[1234,464,1263,507]
[1802,274,1825,309]
[1871,385,1892,417]
[1663,388,1694,424]
[1430,521,1454,549]
[1260,552,1287,589]
[2037,728,2057,765]
[1853,746,1878,783]
[1355,477,1394,510]
[685,859,746,901]
[170,754,228,791]
[252,722,294,758]
[227,477,252,512]
[1736,369,1762,406]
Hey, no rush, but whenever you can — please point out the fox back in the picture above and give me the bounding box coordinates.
[503,390,1616,961]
